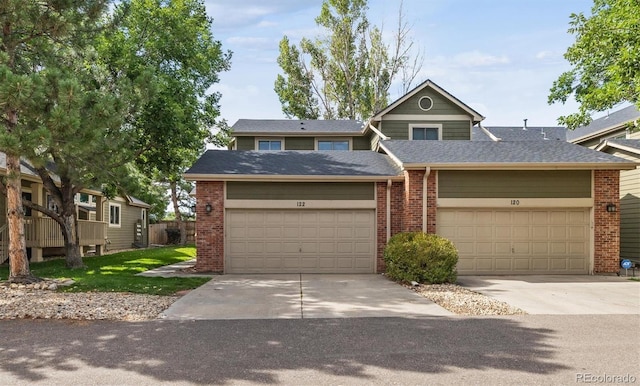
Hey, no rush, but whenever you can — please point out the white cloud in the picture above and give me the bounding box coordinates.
[226,36,275,48]
[453,50,510,67]
[535,50,554,60]
[257,20,278,28]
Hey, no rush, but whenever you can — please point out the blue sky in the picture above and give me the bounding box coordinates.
[204,0,595,127]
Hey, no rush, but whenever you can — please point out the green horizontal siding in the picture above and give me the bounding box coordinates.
[284,137,314,150]
[353,136,371,150]
[236,137,255,150]
[387,88,470,116]
[227,182,374,200]
[379,120,471,140]
[438,170,592,198]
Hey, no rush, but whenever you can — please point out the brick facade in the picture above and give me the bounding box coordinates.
[403,170,425,231]
[593,170,621,273]
[194,181,224,273]
[193,169,622,275]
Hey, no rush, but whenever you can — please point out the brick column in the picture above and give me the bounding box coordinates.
[194,181,224,273]
[403,170,425,231]
[593,170,620,274]
[426,171,437,234]
[376,182,387,273]
[390,182,404,236]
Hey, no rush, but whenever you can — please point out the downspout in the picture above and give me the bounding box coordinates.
[386,179,391,242]
[423,167,431,233]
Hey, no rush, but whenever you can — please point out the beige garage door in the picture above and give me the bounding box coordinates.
[437,209,590,275]
[226,209,375,273]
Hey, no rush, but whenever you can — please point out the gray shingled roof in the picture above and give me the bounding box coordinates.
[476,126,566,141]
[232,119,365,134]
[0,152,40,177]
[185,150,402,177]
[380,140,636,166]
[567,105,640,141]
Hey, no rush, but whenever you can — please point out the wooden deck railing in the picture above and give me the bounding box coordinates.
[24,216,106,248]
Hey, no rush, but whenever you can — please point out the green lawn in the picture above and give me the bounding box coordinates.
[2,246,211,295]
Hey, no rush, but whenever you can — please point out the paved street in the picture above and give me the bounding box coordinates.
[1,315,638,385]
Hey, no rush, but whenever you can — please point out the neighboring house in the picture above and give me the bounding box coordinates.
[185,80,637,275]
[0,153,150,264]
[567,105,640,262]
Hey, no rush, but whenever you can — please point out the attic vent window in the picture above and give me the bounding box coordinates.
[418,96,433,111]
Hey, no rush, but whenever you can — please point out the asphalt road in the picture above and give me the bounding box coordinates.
[0,315,638,385]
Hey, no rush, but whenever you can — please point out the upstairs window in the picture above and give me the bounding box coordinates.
[410,125,441,141]
[317,140,350,151]
[257,139,282,150]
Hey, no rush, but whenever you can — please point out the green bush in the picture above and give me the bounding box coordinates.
[383,232,458,284]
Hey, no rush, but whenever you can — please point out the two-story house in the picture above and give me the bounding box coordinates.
[185,80,637,275]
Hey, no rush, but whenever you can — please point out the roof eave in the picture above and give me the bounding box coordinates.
[232,132,362,137]
[184,174,404,182]
[400,162,638,171]
[595,140,640,155]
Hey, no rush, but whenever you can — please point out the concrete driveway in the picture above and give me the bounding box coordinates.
[458,275,640,315]
[160,274,453,320]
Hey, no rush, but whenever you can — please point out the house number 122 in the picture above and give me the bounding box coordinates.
[297,201,306,207]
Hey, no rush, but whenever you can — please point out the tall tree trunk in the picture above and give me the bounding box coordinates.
[60,212,84,269]
[170,181,186,245]
[6,151,33,283]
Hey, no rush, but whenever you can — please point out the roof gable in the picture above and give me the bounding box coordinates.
[371,79,484,123]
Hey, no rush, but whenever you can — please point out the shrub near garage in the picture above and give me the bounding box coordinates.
[384,232,458,284]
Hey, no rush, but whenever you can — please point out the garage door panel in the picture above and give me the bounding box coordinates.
[227,209,375,273]
[438,208,589,275]
[476,258,494,270]
[513,259,530,270]
[531,258,549,270]
[494,258,512,271]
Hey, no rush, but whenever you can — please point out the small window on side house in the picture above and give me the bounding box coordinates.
[79,193,90,203]
[109,203,121,227]
[257,140,282,150]
[318,140,350,150]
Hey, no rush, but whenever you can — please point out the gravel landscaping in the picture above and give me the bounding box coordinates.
[410,283,527,315]
[0,278,526,320]
[0,280,177,321]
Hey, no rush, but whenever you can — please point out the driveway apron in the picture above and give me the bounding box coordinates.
[457,275,640,315]
[160,274,452,320]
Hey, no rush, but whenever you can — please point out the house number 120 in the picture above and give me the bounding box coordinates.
[297,201,306,207]
[510,200,520,206]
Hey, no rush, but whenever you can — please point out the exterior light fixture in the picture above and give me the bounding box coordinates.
[205,203,213,214]
[606,203,617,213]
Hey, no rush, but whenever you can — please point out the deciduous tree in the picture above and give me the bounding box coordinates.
[549,0,640,129]
[274,0,423,121]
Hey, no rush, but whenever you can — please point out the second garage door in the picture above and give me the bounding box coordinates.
[437,209,590,274]
[226,209,375,273]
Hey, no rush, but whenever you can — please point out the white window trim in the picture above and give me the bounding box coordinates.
[409,123,443,140]
[109,203,122,228]
[255,137,284,151]
[315,137,352,151]
[418,96,434,111]
[141,209,147,228]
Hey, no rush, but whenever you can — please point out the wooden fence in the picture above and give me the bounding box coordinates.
[149,220,196,245]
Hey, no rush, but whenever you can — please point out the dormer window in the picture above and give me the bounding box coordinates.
[409,124,442,140]
[257,139,282,150]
